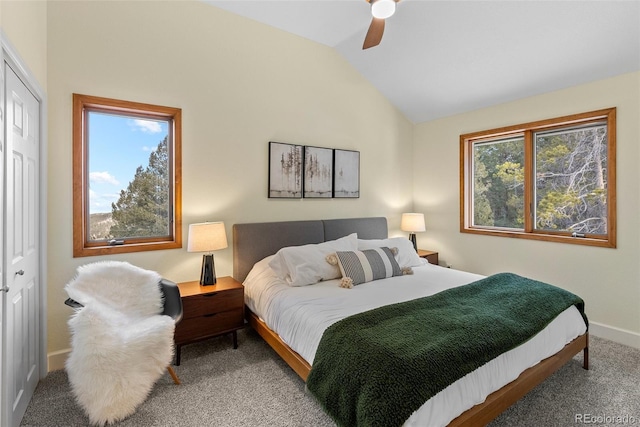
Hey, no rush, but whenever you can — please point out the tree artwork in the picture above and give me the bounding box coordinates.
[304,147,333,198]
[334,150,359,198]
[269,142,302,198]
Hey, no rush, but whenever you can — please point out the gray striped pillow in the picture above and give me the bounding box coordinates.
[335,247,402,287]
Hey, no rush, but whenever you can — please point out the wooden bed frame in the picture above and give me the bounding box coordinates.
[247,310,588,426]
[233,217,589,426]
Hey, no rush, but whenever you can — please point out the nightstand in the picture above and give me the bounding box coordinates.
[174,276,244,365]
[417,249,439,266]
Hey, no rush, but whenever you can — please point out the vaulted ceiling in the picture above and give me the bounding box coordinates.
[205,0,640,124]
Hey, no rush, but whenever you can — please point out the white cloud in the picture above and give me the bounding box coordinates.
[131,119,162,134]
[89,189,121,213]
[90,171,119,186]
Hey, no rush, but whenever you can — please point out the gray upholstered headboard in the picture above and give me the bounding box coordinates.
[232,217,388,283]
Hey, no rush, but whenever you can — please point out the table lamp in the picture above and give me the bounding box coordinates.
[187,221,228,285]
[400,213,425,252]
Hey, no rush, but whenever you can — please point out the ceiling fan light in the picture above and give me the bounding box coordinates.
[371,0,396,19]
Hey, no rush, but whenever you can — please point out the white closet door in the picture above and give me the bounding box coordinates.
[4,62,40,427]
[0,44,4,427]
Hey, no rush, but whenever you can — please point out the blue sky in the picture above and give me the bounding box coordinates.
[88,112,168,214]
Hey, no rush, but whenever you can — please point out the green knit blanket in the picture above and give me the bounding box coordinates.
[306,273,588,427]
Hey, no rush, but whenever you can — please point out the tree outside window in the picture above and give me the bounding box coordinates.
[473,137,524,229]
[461,108,615,248]
[534,125,608,235]
[73,94,182,257]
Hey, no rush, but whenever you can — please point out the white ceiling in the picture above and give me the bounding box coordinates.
[204,0,640,124]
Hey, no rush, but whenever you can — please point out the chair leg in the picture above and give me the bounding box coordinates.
[167,366,181,385]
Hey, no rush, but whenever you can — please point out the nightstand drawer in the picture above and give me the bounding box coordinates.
[174,277,245,365]
[175,308,244,343]
[181,288,243,319]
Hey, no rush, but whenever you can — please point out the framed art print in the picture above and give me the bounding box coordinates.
[333,149,360,198]
[304,146,333,198]
[269,141,303,198]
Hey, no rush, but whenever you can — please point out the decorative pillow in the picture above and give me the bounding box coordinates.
[328,247,409,289]
[268,233,358,287]
[357,237,426,268]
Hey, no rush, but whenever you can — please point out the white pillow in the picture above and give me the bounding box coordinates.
[269,233,358,286]
[243,255,276,286]
[333,247,403,288]
[357,237,426,268]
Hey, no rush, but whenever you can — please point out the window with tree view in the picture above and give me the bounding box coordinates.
[461,108,615,248]
[73,94,182,257]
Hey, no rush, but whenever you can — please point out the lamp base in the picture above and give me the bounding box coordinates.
[408,233,417,252]
[200,254,217,285]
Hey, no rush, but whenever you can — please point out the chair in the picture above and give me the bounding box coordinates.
[64,261,183,426]
[158,278,183,384]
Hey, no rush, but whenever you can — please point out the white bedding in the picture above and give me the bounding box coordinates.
[244,257,587,426]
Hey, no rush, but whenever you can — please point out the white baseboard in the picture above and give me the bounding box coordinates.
[589,321,640,349]
[48,348,70,372]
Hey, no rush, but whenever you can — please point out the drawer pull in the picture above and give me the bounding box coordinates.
[204,292,218,297]
[204,313,217,318]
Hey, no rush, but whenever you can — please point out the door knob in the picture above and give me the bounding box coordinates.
[0,285,9,293]
[15,270,24,276]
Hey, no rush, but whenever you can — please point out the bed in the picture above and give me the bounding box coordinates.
[232,217,589,426]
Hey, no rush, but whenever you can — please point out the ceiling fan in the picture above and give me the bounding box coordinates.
[363,0,400,50]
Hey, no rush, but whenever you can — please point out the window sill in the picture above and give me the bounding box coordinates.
[73,240,182,257]
[460,227,615,248]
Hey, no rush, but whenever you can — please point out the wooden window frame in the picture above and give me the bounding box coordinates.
[460,108,616,248]
[73,94,182,257]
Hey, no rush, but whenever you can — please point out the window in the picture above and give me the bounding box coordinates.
[73,94,182,257]
[460,108,616,247]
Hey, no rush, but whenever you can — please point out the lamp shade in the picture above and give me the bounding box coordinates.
[187,222,228,253]
[371,0,396,19]
[400,213,426,232]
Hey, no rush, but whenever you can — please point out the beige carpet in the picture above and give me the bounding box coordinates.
[21,329,639,426]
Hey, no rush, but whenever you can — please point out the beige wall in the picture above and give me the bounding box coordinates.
[414,72,640,346]
[6,0,636,367]
[46,1,414,360]
[1,0,47,89]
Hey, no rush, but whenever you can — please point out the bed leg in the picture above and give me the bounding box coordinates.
[583,334,589,370]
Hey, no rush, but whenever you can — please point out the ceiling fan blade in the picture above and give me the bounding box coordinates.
[363,18,385,49]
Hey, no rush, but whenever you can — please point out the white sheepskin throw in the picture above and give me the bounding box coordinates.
[65,261,175,426]
[65,261,164,317]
